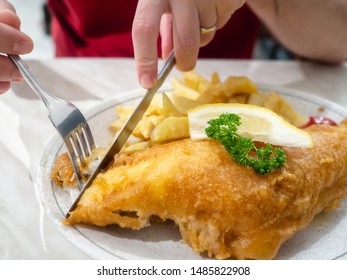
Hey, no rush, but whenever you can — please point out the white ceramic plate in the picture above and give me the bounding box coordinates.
[37,84,347,260]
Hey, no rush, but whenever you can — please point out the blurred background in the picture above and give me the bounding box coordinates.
[12,0,54,58]
[11,0,292,60]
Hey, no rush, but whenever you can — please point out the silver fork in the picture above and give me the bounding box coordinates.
[8,54,95,190]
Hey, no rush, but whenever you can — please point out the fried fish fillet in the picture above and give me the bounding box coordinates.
[54,121,347,259]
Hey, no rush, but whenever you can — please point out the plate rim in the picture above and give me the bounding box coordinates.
[37,83,347,260]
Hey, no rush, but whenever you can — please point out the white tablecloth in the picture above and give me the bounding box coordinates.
[1,58,346,259]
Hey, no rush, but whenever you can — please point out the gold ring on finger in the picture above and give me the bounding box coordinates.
[200,25,217,34]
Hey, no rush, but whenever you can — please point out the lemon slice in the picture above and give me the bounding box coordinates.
[188,103,314,148]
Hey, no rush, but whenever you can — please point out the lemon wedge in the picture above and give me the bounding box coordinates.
[188,103,314,148]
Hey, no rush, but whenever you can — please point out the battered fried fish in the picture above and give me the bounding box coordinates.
[53,121,347,259]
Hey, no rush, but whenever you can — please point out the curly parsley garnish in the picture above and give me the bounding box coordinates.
[205,113,286,175]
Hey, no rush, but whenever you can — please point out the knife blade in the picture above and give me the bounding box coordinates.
[66,50,176,217]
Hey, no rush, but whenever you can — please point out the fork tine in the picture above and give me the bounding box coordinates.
[64,136,84,190]
[69,130,86,167]
[80,123,95,156]
[75,127,90,159]
[68,124,96,190]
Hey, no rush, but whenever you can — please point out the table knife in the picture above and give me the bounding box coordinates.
[66,50,176,217]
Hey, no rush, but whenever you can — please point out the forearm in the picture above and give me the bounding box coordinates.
[247,0,347,63]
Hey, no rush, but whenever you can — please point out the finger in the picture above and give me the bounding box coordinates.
[196,0,218,47]
[170,0,200,72]
[0,22,33,54]
[0,0,16,12]
[0,9,33,54]
[0,54,22,81]
[0,9,21,29]
[132,0,169,89]
[0,9,32,54]
[215,0,246,27]
[159,13,173,60]
[0,81,11,94]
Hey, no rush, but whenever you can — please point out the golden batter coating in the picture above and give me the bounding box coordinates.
[53,121,347,259]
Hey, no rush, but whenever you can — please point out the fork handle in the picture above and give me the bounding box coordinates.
[8,54,58,107]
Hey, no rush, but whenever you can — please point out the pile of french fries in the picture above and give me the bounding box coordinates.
[109,71,307,153]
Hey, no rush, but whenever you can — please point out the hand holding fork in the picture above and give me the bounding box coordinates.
[8,54,96,190]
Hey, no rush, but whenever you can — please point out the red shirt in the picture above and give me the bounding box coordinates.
[47,0,259,58]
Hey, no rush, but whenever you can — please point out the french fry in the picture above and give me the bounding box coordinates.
[162,93,182,117]
[151,116,189,144]
[171,77,202,100]
[110,70,308,153]
[247,92,267,106]
[109,106,133,132]
[164,92,202,116]
[123,141,150,153]
[134,115,164,140]
[222,76,258,97]
[263,92,308,127]
[203,84,229,103]
[146,94,164,115]
[148,115,164,127]
[227,93,249,104]
[210,72,221,85]
[182,71,211,93]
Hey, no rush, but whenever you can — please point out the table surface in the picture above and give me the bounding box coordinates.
[1,58,347,259]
